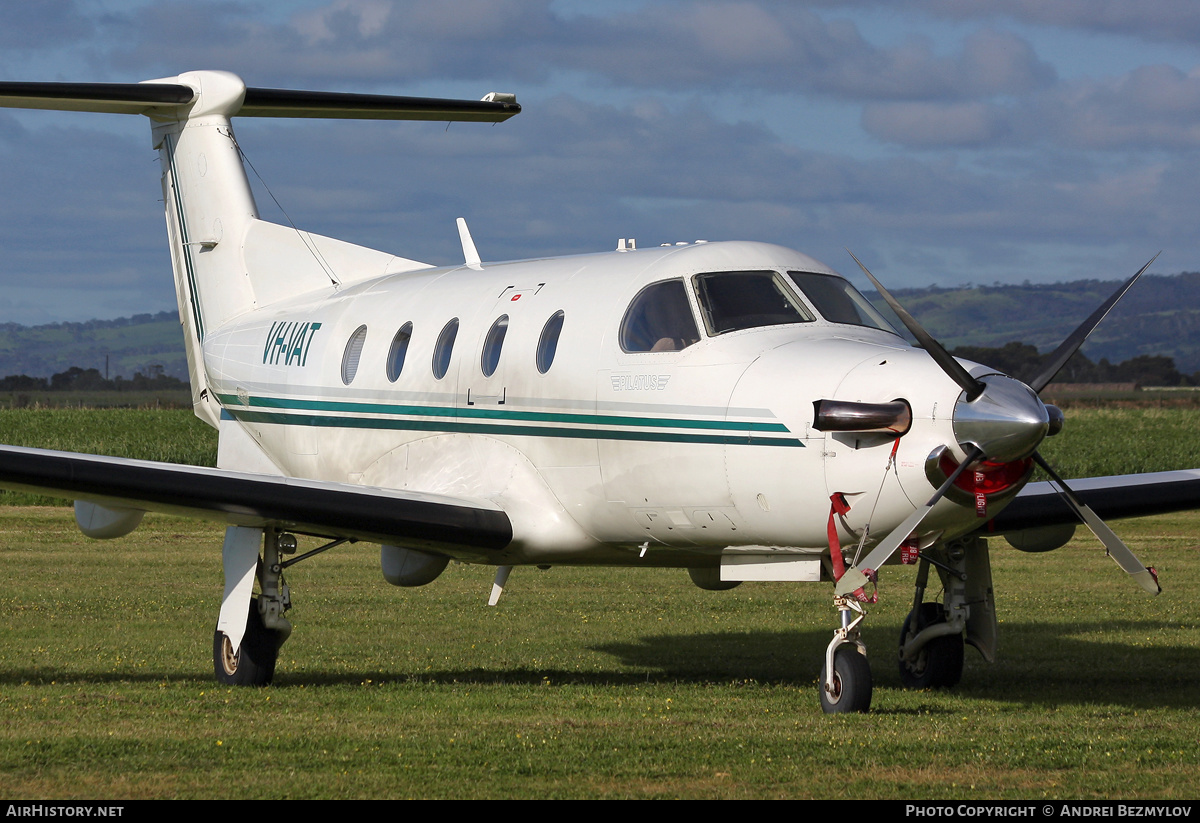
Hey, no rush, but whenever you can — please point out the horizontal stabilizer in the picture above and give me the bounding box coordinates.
[0,80,520,122]
[0,81,194,114]
[239,87,520,121]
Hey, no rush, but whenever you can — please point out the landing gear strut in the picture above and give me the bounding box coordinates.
[819,595,873,713]
[897,537,996,692]
[898,601,963,689]
[213,528,295,686]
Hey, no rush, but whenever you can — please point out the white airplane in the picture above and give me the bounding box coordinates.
[1,71,1196,713]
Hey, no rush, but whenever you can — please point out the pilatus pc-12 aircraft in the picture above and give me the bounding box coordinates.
[1,71,1197,713]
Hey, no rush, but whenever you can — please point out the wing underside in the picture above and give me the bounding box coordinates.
[985,468,1200,534]
[0,445,512,554]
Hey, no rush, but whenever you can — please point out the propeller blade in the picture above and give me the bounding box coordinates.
[846,250,985,401]
[1032,452,1161,595]
[1027,253,1159,393]
[835,445,984,596]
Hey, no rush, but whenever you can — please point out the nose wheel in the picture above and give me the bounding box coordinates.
[820,595,873,713]
[820,646,873,713]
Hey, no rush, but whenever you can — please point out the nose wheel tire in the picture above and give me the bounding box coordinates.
[819,646,873,714]
[213,596,282,686]
[898,602,964,689]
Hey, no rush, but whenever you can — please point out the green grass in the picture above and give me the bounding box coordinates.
[0,408,216,505]
[1038,406,1200,478]
[0,406,1198,797]
[0,508,1198,799]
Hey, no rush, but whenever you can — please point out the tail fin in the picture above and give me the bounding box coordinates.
[0,72,519,425]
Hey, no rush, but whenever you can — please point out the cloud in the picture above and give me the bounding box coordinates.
[0,0,93,50]
[0,119,174,321]
[225,93,1199,272]
[1,84,1195,322]
[911,0,1200,45]
[865,64,1200,150]
[862,101,1010,147]
[86,1,1055,102]
[1,0,1198,322]
[1033,65,1200,149]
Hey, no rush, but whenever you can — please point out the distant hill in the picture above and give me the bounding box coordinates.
[0,312,187,381]
[871,271,1200,375]
[0,270,1196,380]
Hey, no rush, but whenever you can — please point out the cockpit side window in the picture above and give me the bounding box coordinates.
[788,271,898,334]
[693,270,813,336]
[620,280,701,353]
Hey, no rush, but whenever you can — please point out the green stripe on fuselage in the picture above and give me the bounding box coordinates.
[216,393,790,432]
[216,393,803,447]
[225,409,803,446]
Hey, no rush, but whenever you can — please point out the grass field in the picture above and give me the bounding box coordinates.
[0,406,1197,798]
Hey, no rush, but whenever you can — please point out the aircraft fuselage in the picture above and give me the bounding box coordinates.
[205,239,986,568]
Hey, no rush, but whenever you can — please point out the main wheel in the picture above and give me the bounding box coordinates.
[819,647,873,713]
[213,597,282,686]
[898,602,964,689]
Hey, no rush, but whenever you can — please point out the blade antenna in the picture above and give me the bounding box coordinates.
[1032,452,1161,595]
[846,250,985,401]
[1027,253,1159,393]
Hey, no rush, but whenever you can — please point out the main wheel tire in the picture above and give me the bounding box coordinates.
[819,647,873,714]
[213,597,281,686]
[898,602,964,689]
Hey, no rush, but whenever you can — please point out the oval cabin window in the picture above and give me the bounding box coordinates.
[386,322,413,382]
[432,318,459,380]
[537,310,565,374]
[340,325,368,385]
[481,315,509,377]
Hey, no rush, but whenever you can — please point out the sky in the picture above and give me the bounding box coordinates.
[1,0,1199,324]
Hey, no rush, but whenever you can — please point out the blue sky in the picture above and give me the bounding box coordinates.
[1,0,1199,324]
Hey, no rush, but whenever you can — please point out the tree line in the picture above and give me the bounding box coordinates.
[0,365,188,392]
[949,343,1194,387]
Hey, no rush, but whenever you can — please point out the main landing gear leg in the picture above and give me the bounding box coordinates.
[213,527,294,686]
[819,596,873,713]
[898,537,995,690]
[898,555,963,689]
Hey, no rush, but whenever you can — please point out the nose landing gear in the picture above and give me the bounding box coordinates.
[820,595,873,713]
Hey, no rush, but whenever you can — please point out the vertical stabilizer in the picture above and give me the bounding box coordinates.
[150,72,261,426]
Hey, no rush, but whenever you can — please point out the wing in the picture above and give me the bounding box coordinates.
[0,444,512,555]
[986,468,1200,533]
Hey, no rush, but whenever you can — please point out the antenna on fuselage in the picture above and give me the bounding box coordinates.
[457,217,482,269]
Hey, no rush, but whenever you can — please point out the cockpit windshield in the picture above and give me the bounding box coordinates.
[787,271,898,334]
[693,270,814,336]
